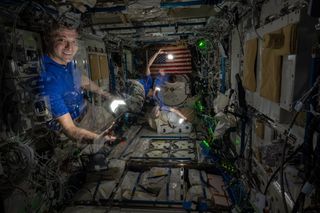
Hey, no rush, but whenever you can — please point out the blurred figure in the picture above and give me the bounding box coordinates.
[138,49,164,98]
[148,105,192,134]
[153,68,169,106]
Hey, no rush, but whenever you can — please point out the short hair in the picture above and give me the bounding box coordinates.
[44,22,79,53]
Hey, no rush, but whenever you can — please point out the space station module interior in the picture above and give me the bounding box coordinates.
[1,0,320,212]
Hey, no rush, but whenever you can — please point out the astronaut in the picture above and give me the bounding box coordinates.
[40,22,120,145]
[138,48,165,98]
[153,68,169,107]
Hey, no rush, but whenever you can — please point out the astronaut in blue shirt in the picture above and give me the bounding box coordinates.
[40,22,115,144]
[153,68,169,107]
[138,49,164,98]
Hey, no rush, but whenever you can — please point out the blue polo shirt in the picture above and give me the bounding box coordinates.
[154,73,168,88]
[154,73,168,106]
[138,74,153,96]
[40,55,85,129]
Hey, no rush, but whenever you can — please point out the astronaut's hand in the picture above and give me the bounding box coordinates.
[93,127,116,146]
[171,108,187,120]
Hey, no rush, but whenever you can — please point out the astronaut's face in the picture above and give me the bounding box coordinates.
[50,28,78,65]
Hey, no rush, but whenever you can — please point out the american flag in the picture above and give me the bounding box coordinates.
[149,46,192,75]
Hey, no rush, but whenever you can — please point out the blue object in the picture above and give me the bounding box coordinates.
[154,73,169,87]
[160,0,223,8]
[200,141,212,157]
[161,0,203,8]
[183,201,193,210]
[198,200,208,212]
[138,74,153,96]
[40,55,85,129]
[220,57,226,93]
[303,52,320,172]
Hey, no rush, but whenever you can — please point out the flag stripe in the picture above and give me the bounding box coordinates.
[151,67,192,71]
[151,70,192,74]
[169,54,192,58]
[163,58,192,62]
[152,62,192,67]
[151,66,192,71]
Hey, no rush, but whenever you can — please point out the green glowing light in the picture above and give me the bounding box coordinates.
[197,39,207,49]
[202,140,210,148]
[195,100,204,112]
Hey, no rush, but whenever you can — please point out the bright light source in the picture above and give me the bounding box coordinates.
[178,118,184,124]
[167,54,174,60]
[155,87,161,91]
[197,38,207,49]
[110,99,126,113]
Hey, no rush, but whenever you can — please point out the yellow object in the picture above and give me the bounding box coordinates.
[260,24,297,103]
[243,38,258,92]
[260,48,282,102]
[88,53,109,81]
[264,32,284,49]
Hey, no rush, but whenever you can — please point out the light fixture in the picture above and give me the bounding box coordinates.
[167,54,174,60]
[110,99,126,113]
[178,118,184,124]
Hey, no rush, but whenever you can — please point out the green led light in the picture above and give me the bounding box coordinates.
[197,39,207,49]
[202,140,210,148]
[195,100,204,112]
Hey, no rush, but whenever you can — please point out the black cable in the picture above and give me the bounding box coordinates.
[293,160,320,213]
[264,144,302,195]
[279,111,300,213]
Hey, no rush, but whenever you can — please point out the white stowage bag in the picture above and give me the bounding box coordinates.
[186,185,212,202]
[114,171,140,200]
[213,111,237,139]
[73,181,116,201]
[188,169,208,186]
[154,111,192,134]
[156,168,182,201]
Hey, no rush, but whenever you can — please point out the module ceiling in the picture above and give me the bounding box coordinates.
[80,0,230,44]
